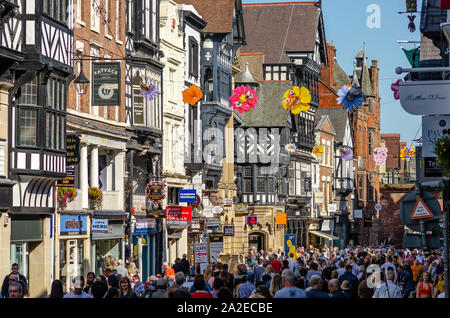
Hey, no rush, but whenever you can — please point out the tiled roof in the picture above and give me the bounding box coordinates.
[173,0,235,33]
[236,81,291,127]
[316,108,349,143]
[241,2,321,63]
[333,58,351,88]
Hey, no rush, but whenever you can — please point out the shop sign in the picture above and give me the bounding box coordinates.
[146,182,166,204]
[246,216,257,225]
[399,80,450,115]
[222,198,233,206]
[202,206,214,218]
[422,115,450,157]
[134,218,157,235]
[166,206,192,227]
[92,219,108,232]
[66,135,80,165]
[92,62,121,106]
[212,206,224,214]
[223,225,234,236]
[205,218,221,227]
[194,242,208,263]
[60,215,87,236]
[424,157,444,178]
[179,189,197,203]
[188,219,205,233]
[321,219,334,232]
[188,194,201,208]
[209,233,223,263]
[328,204,337,213]
[57,165,75,188]
[308,223,319,230]
[276,213,287,230]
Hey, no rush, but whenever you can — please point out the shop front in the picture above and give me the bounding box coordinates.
[308,219,339,248]
[133,218,160,279]
[91,212,127,275]
[57,214,90,292]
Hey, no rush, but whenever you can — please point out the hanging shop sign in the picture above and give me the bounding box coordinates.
[146,181,166,204]
[222,198,233,206]
[92,218,108,233]
[223,225,235,236]
[57,165,75,188]
[92,62,121,106]
[60,215,87,236]
[166,206,192,227]
[209,233,224,263]
[212,206,224,214]
[179,189,197,203]
[276,213,287,230]
[246,216,257,225]
[188,219,205,233]
[66,135,80,165]
[134,218,158,235]
[399,80,450,115]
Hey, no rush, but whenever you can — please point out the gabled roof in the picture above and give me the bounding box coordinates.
[241,2,323,63]
[236,81,291,128]
[314,115,336,136]
[173,0,236,33]
[316,108,350,143]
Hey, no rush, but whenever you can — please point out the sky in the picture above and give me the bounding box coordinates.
[242,0,423,146]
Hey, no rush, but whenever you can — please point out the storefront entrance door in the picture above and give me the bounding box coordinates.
[249,233,265,252]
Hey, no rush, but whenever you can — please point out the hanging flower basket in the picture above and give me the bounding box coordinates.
[88,187,103,210]
[435,136,450,177]
[57,187,77,209]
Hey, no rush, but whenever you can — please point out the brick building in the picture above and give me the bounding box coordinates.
[319,43,382,246]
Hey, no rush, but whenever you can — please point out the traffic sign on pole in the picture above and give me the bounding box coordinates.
[410,198,434,220]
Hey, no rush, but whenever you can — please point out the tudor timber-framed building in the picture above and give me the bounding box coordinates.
[240,1,328,248]
[1,0,74,297]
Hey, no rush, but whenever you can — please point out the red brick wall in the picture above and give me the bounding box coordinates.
[381,134,401,169]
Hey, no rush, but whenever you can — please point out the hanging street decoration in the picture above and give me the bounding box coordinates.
[391,79,402,100]
[312,145,324,158]
[400,146,415,161]
[230,85,258,113]
[285,143,297,153]
[373,147,388,166]
[408,15,416,33]
[339,148,354,161]
[182,84,203,106]
[140,83,159,101]
[282,86,311,115]
[337,84,365,111]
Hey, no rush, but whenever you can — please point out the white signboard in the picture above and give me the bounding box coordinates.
[328,204,337,213]
[399,80,450,115]
[422,115,450,157]
[92,219,108,232]
[321,219,332,231]
[212,206,224,214]
[209,242,224,263]
[194,243,208,263]
[202,206,214,218]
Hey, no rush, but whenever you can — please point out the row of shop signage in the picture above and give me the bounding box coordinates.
[60,215,111,236]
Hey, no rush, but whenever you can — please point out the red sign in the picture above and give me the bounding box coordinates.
[246,216,257,225]
[410,198,434,220]
[166,206,192,222]
[441,0,450,9]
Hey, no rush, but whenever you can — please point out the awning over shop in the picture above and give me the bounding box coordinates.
[309,230,339,241]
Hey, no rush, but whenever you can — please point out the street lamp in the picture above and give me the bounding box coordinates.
[74,54,90,95]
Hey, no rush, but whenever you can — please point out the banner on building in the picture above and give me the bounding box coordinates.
[285,234,296,256]
[92,219,108,233]
[194,242,208,264]
[92,62,121,106]
[246,216,257,225]
[179,189,197,203]
[209,233,223,264]
[60,215,87,236]
[276,213,287,230]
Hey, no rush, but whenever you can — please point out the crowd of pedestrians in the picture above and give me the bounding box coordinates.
[1,246,447,299]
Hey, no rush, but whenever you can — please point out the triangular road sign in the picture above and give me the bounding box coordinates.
[410,198,434,220]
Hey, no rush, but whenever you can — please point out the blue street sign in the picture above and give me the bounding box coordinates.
[179,189,197,203]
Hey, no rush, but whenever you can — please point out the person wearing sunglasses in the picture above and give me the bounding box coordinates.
[2,264,27,298]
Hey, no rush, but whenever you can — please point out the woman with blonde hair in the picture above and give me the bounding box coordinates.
[203,268,213,292]
[269,274,283,297]
[416,271,434,298]
[265,264,274,277]
[118,277,137,298]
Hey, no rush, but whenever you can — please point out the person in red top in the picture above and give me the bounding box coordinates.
[163,262,175,277]
[270,254,283,274]
[191,277,212,298]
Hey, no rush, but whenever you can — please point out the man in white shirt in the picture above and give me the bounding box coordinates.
[380,256,398,282]
[63,276,93,298]
[115,259,129,278]
[373,270,402,298]
[288,253,297,272]
[416,250,425,264]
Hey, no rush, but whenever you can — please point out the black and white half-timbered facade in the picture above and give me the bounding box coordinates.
[125,0,165,271]
[2,0,74,296]
[241,2,328,247]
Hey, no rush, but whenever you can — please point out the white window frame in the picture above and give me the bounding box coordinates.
[91,0,100,33]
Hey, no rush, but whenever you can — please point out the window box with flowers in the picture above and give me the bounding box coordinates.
[435,136,450,177]
[88,187,103,210]
[57,187,77,210]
